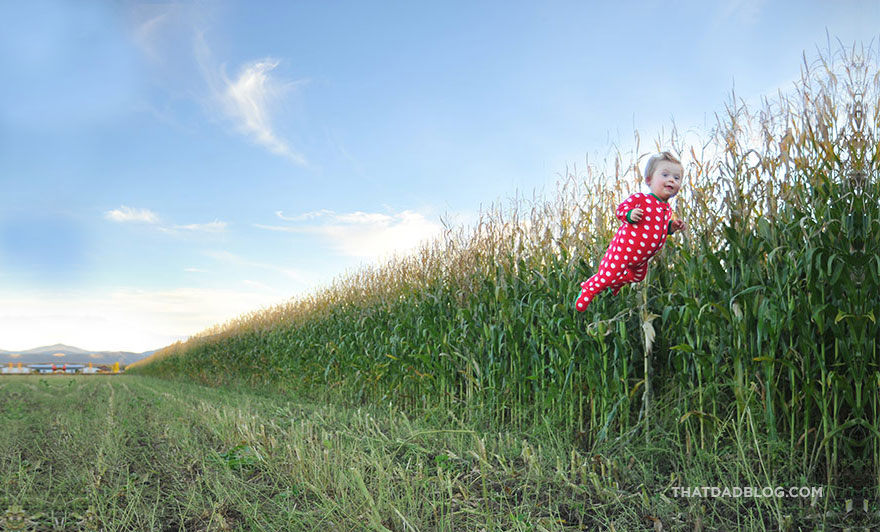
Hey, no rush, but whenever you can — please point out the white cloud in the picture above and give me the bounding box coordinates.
[105,206,159,223]
[106,206,227,234]
[194,31,307,165]
[275,209,334,222]
[171,221,228,232]
[257,209,445,261]
[222,60,307,164]
[128,6,307,164]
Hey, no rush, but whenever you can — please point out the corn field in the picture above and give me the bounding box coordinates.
[128,45,879,501]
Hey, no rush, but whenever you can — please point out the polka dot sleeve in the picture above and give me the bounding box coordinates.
[615,194,643,224]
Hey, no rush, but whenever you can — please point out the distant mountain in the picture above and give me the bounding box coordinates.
[19,343,91,355]
[0,344,157,367]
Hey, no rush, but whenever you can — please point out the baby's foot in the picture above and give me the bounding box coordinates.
[575,290,592,312]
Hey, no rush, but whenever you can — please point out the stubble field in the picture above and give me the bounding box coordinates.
[0,375,642,531]
[4,375,867,531]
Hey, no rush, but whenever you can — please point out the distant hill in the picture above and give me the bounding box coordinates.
[18,343,92,355]
[0,344,156,367]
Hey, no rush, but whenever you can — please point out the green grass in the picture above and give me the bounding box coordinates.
[2,375,876,530]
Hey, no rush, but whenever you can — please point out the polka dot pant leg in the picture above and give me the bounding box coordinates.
[575,194,673,313]
[575,247,630,311]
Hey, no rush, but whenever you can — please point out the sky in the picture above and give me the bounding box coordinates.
[0,1,877,353]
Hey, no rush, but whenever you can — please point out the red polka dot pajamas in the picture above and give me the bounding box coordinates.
[575,193,674,312]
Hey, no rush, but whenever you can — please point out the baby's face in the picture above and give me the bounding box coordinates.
[648,161,683,200]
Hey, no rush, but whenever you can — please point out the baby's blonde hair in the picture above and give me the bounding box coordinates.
[644,151,682,183]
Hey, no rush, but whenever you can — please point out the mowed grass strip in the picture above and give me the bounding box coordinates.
[2,376,856,531]
[0,373,620,532]
[0,376,610,531]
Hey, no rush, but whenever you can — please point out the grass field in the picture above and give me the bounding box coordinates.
[1,375,875,531]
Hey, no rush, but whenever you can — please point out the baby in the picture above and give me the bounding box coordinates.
[575,152,686,312]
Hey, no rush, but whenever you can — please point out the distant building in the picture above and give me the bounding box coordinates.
[0,361,125,375]
[1,363,30,374]
[28,364,86,374]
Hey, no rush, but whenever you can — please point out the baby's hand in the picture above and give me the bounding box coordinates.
[629,208,644,223]
[669,219,686,233]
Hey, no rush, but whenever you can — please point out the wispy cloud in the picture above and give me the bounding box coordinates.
[128,5,307,164]
[168,221,228,233]
[222,60,307,164]
[275,209,334,222]
[128,2,201,66]
[720,0,765,25]
[104,206,227,234]
[256,209,444,261]
[194,32,308,165]
[131,10,170,63]
[105,206,159,223]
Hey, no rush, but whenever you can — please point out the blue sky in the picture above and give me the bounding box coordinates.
[0,1,876,352]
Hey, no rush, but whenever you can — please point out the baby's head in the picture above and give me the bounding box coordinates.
[644,151,683,200]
